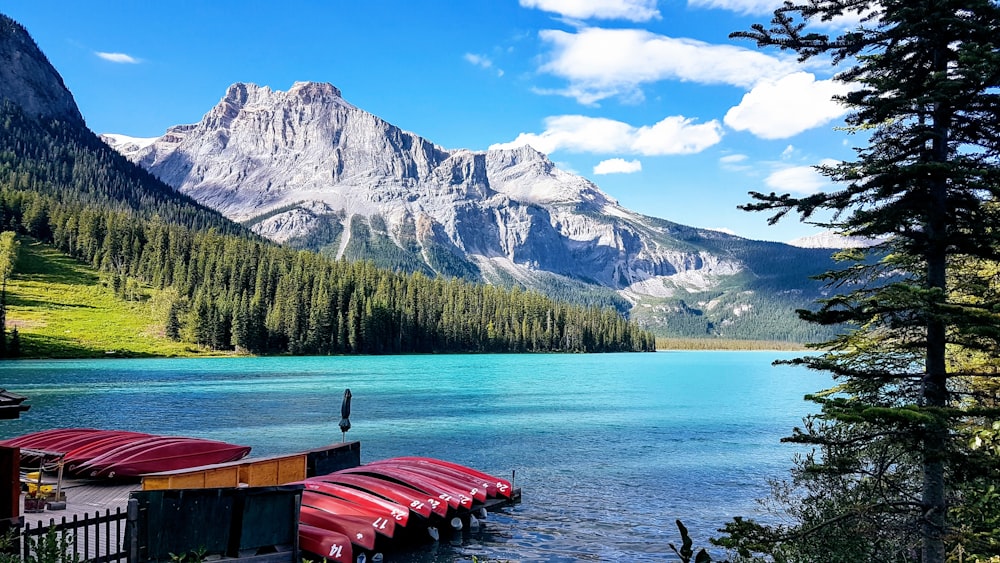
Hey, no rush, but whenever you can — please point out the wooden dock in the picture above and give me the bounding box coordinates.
[20,479,138,526]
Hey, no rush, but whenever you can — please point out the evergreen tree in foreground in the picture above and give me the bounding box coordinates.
[716,1,1000,562]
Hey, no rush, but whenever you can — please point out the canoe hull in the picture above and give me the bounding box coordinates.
[298,524,353,563]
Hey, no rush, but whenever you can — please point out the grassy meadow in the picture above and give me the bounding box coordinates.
[3,239,215,358]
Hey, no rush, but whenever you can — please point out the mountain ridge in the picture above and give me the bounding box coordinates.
[102,81,756,289]
[101,80,840,340]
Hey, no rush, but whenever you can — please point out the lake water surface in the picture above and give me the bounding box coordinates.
[0,352,824,562]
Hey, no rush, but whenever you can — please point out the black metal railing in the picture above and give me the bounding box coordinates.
[22,506,130,563]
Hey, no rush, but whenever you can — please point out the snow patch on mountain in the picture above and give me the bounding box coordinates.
[98,134,158,158]
[788,230,879,249]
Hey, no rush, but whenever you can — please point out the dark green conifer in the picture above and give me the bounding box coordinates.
[723,1,1000,561]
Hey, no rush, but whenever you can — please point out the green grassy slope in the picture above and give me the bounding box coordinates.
[4,239,219,358]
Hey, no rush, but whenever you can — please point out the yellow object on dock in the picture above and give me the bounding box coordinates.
[27,483,54,495]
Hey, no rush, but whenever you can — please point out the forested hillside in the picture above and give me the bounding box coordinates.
[0,101,655,355]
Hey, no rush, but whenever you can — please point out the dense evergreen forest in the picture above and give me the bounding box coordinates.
[0,102,655,355]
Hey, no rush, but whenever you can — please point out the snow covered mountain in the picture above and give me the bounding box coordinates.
[103,81,838,339]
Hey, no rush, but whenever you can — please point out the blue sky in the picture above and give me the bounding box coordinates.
[4,0,860,242]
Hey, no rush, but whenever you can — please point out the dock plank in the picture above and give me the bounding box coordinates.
[21,480,138,524]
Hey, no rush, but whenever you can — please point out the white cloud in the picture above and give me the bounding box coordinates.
[594,158,642,174]
[724,72,852,139]
[465,53,493,69]
[687,0,782,15]
[95,52,141,64]
[489,114,723,156]
[689,0,873,29]
[520,0,661,21]
[465,53,504,77]
[764,159,839,194]
[720,153,751,171]
[632,116,724,155]
[537,27,796,104]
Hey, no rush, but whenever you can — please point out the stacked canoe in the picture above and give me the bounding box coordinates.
[0,428,252,479]
[295,457,516,562]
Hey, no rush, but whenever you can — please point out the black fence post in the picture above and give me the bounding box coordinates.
[126,499,138,563]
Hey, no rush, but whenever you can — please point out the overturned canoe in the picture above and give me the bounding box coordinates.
[376,456,513,498]
[314,473,442,518]
[298,524,353,563]
[299,505,381,551]
[339,464,474,510]
[367,461,488,503]
[301,480,410,526]
[296,456,518,557]
[79,437,252,478]
[0,428,100,451]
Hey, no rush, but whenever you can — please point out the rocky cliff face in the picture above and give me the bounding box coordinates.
[104,81,754,301]
[0,14,84,125]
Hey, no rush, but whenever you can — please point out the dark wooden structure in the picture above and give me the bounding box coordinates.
[305,441,360,477]
[0,389,29,420]
[0,446,21,554]
[129,485,303,563]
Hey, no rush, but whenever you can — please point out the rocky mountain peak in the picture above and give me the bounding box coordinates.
[222,82,257,107]
[289,81,343,101]
[0,14,84,124]
[486,143,548,166]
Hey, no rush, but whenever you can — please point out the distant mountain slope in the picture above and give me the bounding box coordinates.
[0,19,241,237]
[104,81,840,341]
[0,15,82,125]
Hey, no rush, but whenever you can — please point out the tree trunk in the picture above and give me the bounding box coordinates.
[922,41,951,561]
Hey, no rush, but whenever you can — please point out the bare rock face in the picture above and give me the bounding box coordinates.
[103,81,747,299]
[0,14,84,125]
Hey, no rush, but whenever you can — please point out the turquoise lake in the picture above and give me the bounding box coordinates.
[0,351,825,561]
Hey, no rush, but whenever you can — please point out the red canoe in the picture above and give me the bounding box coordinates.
[63,432,156,467]
[2,429,105,465]
[22,430,112,455]
[298,524,353,563]
[72,436,183,474]
[314,473,442,518]
[381,456,514,498]
[0,428,100,450]
[76,437,251,478]
[367,461,487,503]
[382,459,499,498]
[339,465,472,510]
[299,505,380,551]
[302,491,397,538]
[300,480,410,526]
